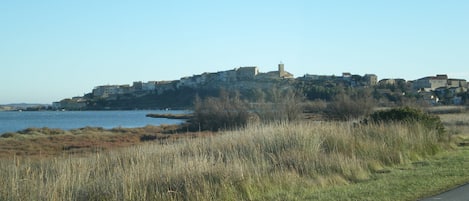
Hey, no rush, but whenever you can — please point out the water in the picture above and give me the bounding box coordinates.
[0,110,188,135]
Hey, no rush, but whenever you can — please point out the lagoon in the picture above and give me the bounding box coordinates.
[0,110,187,135]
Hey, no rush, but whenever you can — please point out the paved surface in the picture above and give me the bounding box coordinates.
[419,183,469,201]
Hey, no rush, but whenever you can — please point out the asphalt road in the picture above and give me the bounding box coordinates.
[419,183,469,201]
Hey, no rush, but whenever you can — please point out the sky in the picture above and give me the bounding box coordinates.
[1,0,469,104]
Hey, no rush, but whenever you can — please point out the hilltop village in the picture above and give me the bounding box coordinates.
[53,63,469,110]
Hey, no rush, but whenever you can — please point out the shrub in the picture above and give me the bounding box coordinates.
[192,88,303,131]
[192,90,250,131]
[325,91,375,120]
[367,107,445,139]
[251,88,303,122]
[18,127,66,135]
[0,133,16,138]
[303,99,327,113]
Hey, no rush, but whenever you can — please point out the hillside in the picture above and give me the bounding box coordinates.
[53,65,469,110]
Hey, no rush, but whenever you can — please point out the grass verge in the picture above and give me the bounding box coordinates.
[278,147,469,201]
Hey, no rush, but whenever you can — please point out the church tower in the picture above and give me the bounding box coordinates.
[278,62,285,77]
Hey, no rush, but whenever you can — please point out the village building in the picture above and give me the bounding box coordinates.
[364,74,378,86]
[412,74,448,92]
[217,70,237,82]
[278,63,294,78]
[53,97,87,110]
[447,79,467,88]
[156,81,177,95]
[55,62,469,110]
[143,81,157,91]
[92,85,132,98]
[236,66,259,80]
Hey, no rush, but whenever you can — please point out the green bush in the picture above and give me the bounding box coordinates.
[0,133,15,138]
[367,107,445,138]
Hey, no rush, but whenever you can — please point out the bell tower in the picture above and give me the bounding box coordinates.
[278,62,285,77]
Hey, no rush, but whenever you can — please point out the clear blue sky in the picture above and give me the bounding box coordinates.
[1,1,469,104]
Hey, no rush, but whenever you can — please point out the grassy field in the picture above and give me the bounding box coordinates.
[2,110,467,201]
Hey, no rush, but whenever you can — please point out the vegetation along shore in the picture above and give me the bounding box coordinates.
[1,102,469,200]
[145,113,193,120]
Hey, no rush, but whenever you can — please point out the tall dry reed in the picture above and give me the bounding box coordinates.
[0,121,447,201]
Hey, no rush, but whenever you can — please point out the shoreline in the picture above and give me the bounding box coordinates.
[145,113,193,119]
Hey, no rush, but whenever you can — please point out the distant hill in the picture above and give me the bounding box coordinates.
[52,65,469,110]
[0,103,51,111]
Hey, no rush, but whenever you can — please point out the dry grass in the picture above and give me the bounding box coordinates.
[0,125,184,158]
[426,105,467,114]
[439,112,469,145]
[0,120,449,201]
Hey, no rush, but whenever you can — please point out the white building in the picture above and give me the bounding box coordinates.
[92,85,131,98]
[142,81,157,91]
